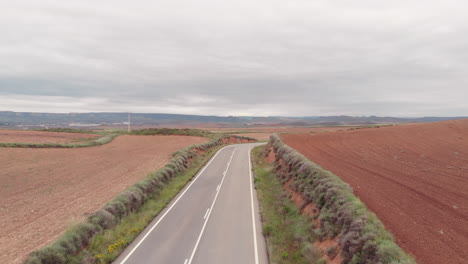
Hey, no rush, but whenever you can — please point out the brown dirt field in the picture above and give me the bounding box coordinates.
[231,133,272,141]
[0,130,100,144]
[0,135,207,264]
[281,119,468,264]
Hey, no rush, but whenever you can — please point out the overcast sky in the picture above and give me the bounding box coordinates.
[1,0,467,116]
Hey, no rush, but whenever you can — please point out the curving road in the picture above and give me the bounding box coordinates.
[113,143,268,264]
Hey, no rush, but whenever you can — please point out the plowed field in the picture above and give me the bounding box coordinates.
[0,130,99,144]
[0,135,207,263]
[281,119,468,264]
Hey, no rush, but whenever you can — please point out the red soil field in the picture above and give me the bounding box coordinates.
[0,135,207,264]
[0,130,99,144]
[281,119,468,264]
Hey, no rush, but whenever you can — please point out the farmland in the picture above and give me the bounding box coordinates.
[0,130,99,144]
[0,134,207,264]
[281,119,468,264]
[209,126,350,141]
[203,126,347,134]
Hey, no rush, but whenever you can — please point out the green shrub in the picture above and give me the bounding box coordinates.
[88,210,116,229]
[263,225,273,236]
[316,258,326,264]
[326,246,339,260]
[24,247,66,264]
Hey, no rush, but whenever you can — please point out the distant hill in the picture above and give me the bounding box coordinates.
[0,111,465,129]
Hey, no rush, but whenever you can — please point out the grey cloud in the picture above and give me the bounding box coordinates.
[0,0,467,116]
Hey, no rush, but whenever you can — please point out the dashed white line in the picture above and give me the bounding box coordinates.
[183,259,188,264]
[118,146,230,264]
[203,208,210,219]
[187,149,236,264]
[216,184,220,191]
[248,148,260,264]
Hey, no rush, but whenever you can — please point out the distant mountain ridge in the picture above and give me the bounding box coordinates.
[0,111,465,128]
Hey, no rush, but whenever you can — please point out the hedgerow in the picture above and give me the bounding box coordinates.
[0,134,117,148]
[39,128,97,134]
[2,128,255,149]
[23,135,255,264]
[128,128,211,137]
[268,134,414,264]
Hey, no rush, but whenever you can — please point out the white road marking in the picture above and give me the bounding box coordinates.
[248,148,260,264]
[216,184,220,191]
[187,149,236,264]
[203,208,210,219]
[118,146,230,264]
[184,259,188,264]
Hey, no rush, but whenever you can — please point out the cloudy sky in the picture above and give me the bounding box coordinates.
[1,0,467,116]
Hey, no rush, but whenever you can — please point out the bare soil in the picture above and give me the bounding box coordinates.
[281,119,468,264]
[0,135,207,264]
[0,130,100,144]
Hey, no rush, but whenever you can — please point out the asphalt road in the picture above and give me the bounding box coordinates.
[114,143,268,264]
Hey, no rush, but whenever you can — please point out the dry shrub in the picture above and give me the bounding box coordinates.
[88,210,116,229]
[326,245,339,260]
[24,247,66,264]
[25,223,99,264]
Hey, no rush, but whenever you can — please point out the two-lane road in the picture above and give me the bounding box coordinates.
[114,143,268,264]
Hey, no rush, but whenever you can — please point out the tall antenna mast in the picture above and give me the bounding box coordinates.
[128,112,131,133]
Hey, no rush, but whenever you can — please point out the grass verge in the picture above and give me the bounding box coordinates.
[251,146,320,264]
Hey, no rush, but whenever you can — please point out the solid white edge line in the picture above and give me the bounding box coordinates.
[187,149,236,264]
[118,145,229,264]
[248,147,260,264]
